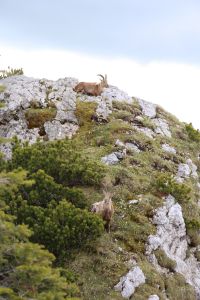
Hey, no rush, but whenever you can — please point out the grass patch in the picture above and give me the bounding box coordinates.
[25,108,57,129]
[66,234,127,300]
[75,100,97,128]
[156,105,181,126]
[154,173,191,203]
[0,85,6,93]
[165,273,196,300]
[0,102,5,108]
[134,260,165,300]
[113,195,161,254]
[112,100,139,113]
[154,249,176,271]
[0,137,12,144]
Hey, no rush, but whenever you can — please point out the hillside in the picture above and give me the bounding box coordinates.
[1,75,200,300]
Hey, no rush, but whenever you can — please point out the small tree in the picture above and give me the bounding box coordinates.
[0,209,81,299]
[17,199,104,259]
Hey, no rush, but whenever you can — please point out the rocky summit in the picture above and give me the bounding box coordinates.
[1,75,200,300]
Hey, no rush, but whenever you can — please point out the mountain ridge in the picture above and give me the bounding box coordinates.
[1,75,200,299]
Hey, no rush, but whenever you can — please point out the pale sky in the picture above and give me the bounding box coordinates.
[1,1,200,128]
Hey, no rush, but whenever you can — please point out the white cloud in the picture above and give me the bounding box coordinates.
[1,45,200,129]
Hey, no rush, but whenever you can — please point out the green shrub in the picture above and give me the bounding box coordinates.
[0,153,7,171]
[0,168,103,259]
[10,140,105,186]
[17,200,104,258]
[185,122,200,142]
[154,173,191,202]
[20,169,87,208]
[0,209,81,299]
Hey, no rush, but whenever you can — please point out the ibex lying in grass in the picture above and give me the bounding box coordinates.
[73,74,108,96]
[91,190,114,233]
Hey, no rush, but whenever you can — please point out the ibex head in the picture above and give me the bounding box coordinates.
[97,74,109,88]
[103,190,113,203]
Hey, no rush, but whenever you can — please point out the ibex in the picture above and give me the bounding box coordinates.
[91,190,114,233]
[73,74,108,96]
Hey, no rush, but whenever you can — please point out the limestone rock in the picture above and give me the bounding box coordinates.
[115,139,140,153]
[137,98,157,118]
[134,126,155,139]
[44,120,78,140]
[101,85,132,103]
[162,144,176,154]
[177,159,198,180]
[114,266,146,298]
[128,200,139,205]
[125,142,141,153]
[146,194,200,298]
[0,76,81,147]
[114,150,127,160]
[115,139,125,148]
[148,295,159,300]
[101,153,119,165]
[152,118,172,138]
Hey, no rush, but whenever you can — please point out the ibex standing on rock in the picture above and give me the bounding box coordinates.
[91,190,114,233]
[73,74,108,96]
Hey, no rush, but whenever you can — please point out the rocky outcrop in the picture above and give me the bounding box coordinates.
[101,151,126,165]
[114,266,146,298]
[0,76,79,145]
[146,195,200,298]
[125,142,141,153]
[162,143,176,154]
[44,120,79,140]
[176,159,198,181]
[137,98,157,118]
[0,76,135,159]
[152,118,172,138]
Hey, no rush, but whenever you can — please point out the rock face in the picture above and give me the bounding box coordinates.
[146,195,200,298]
[0,76,134,159]
[114,266,146,298]
[0,76,79,146]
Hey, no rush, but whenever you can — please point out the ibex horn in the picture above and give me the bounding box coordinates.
[97,74,105,80]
